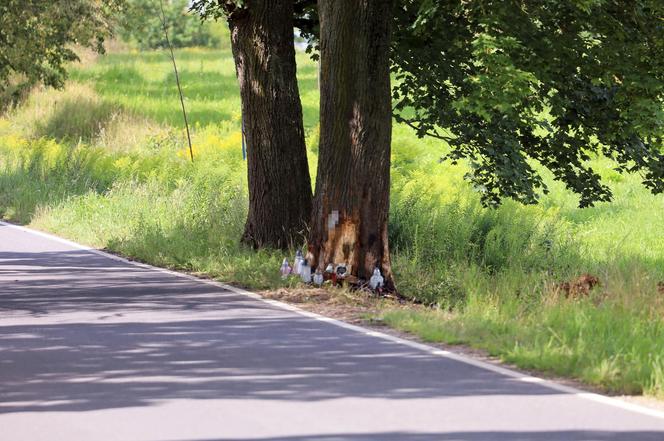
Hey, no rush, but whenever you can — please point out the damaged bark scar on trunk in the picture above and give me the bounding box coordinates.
[307,0,395,291]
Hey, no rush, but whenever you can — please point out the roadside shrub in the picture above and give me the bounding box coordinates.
[389,164,580,307]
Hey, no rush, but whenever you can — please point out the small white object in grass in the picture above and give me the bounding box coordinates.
[300,259,312,283]
[293,250,304,275]
[369,267,384,290]
[313,269,324,286]
[280,258,292,279]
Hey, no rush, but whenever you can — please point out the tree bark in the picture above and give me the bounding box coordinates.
[307,0,395,289]
[228,1,312,249]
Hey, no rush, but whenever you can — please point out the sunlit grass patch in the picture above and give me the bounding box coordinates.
[380,298,664,397]
[5,82,165,152]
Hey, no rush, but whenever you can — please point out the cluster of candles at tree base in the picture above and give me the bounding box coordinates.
[280,250,384,291]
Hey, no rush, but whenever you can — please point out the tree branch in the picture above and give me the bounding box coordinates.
[401,119,455,142]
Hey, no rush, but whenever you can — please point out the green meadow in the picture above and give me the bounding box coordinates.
[1,44,663,397]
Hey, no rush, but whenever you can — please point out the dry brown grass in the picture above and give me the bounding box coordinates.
[260,286,410,324]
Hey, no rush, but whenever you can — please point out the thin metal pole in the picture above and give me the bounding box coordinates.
[159,0,194,162]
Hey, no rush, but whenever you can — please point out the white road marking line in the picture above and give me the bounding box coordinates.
[2,219,664,420]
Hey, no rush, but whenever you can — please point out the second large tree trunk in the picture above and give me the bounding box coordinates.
[308,0,395,289]
[229,1,312,249]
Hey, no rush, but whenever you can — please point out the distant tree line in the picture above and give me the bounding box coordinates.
[0,0,122,107]
[119,0,221,50]
[0,0,220,108]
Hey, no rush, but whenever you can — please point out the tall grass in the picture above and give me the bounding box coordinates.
[1,47,663,397]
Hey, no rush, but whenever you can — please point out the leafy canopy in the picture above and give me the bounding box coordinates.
[392,0,664,207]
[191,0,663,208]
[0,0,122,92]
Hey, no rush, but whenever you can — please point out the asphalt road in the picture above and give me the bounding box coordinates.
[2,221,664,441]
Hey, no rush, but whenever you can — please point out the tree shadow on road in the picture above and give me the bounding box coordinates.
[0,249,568,414]
[1,245,663,441]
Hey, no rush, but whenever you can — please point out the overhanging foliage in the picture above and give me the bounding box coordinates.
[392,0,664,207]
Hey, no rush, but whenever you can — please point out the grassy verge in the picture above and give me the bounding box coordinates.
[1,47,663,398]
[379,295,664,397]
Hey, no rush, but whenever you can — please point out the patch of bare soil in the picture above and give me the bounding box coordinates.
[259,287,405,324]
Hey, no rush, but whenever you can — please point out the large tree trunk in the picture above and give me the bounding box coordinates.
[228,1,312,249]
[307,0,395,289]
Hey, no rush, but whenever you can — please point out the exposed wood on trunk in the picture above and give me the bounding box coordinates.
[229,0,312,249]
[308,0,395,290]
